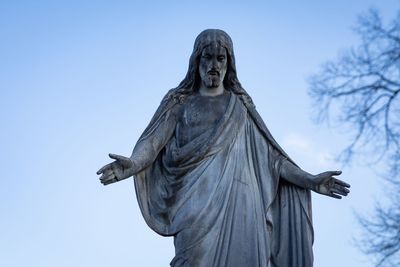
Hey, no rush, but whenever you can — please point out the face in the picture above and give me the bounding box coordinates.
[198,43,228,88]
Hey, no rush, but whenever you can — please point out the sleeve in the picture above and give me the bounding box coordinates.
[130,98,178,173]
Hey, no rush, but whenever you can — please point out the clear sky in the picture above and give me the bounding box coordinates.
[1,1,399,266]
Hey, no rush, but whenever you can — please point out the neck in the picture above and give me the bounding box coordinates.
[199,84,225,96]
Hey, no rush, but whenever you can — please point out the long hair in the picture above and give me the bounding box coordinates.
[166,29,254,108]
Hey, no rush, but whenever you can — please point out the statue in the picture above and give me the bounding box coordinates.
[97,29,350,267]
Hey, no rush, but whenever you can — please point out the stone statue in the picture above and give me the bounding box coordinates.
[97,29,350,267]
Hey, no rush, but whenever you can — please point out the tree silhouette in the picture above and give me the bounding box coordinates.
[309,8,400,267]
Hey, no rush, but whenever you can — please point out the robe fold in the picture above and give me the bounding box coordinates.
[134,91,314,267]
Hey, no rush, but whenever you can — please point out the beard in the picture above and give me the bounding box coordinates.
[204,75,221,88]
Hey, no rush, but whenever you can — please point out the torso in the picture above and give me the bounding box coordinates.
[176,90,230,147]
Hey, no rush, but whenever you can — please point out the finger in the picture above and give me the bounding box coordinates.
[97,164,112,175]
[109,153,126,161]
[327,170,342,176]
[334,183,350,193]
[99,172,115,182]
[102,178,112,185]
[99,173,107,181]
[102,169,113,176]
[330,187,348,196]
[330,193,342,199]
[99,169,113,178]
[101,176,116,185]
[103,177,117,186]
[334,186,350,195]
[109,153,132,168]
[333,178,350,188]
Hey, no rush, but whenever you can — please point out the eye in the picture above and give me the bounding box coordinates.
[202,54,211,59]
[217,55,226,61]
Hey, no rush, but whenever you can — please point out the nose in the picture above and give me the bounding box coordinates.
[210,58,219,70]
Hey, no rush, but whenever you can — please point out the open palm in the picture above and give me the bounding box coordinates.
[97,153,134,185]
[312,171,350,199]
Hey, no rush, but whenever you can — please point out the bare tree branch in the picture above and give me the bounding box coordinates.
[309,8,400,267]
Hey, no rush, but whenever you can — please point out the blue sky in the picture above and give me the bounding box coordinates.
[1,1,399,266]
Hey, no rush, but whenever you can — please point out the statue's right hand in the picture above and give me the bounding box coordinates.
[97,153,134,185]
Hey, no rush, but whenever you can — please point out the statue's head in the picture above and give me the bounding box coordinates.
[176,29,241,93]
[197,35,228,89]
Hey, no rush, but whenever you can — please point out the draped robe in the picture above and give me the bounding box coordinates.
[133,91,314,267]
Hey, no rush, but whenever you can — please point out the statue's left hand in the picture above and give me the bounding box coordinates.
[311,171,350,199]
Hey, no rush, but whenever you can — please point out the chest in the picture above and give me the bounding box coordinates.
[181,93,229,127]
[175,93,230,146]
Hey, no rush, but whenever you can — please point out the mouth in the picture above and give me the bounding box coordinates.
[207,70,219,76]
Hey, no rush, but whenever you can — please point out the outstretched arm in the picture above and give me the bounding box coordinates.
[97,108,177,185]
[280,160,350,199]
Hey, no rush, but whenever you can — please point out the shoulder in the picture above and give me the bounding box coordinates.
[158,89,192,120]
